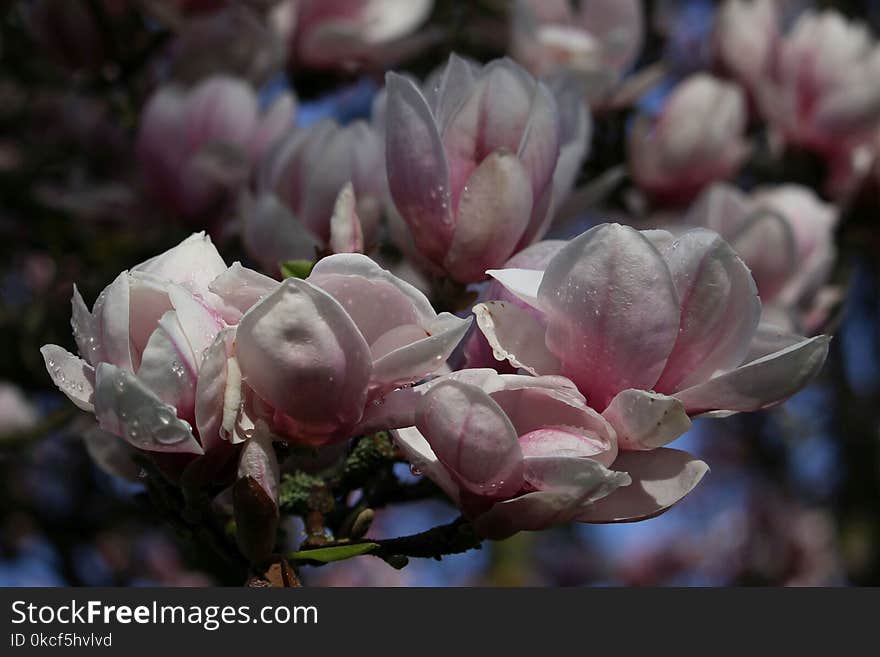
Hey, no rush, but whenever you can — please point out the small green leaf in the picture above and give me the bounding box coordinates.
[288,542,379,563]
[280,260,314,279]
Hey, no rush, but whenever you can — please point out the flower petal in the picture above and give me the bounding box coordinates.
[94,363,203,454]
[71,285,100,366]
[485,268,545,308]
[133,232,228,295]
[538,223,680,409]
[235,278,372,440]
[654,229,762,393]
[41,345,95,412]
[474,458,629,539]
[136,311,197,420]
[473,300,560,376]
[416,379,524,498]
[674,335,830,414]
[208,261,278,316]
[393,426,461,504]
[385,72,453,264]
[93,272,133,372]
[444,150,534,282]
[370,313,472,392]
[195,329,233,453]
[602,389,691,451]
[577,448,708,523]
[309,252,436,339]
[328,182,364,254]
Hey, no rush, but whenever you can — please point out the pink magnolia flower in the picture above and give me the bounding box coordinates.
[713,0,778,91]
[227,253,472,446]
[686,183,840,333]
[366,369,707,539]
[280,0,434,71]
[628,73,750,206]
[136,75,295,219]
[385,55,582,283]
[756,9,880,157]
[241,119,384,273]
[473,223,829,450]
[40,233,241,457]
[510,0,643,106]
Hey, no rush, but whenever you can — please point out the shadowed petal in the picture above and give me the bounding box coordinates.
[577,448,708,523]
[41,345,95,412]
[674,335,830,414]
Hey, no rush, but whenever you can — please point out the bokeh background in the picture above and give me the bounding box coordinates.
[1,0,878,586]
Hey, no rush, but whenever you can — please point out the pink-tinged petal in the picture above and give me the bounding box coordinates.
[126,272,173,359]
[71,285,100,366]
[538,223,680,409]
[184,76,258,150]
[478,61,535,154]
[250,92,296,160]
[195,329,233,453]
[41,345,95,412]
[94,363,203,454]
[489,381,617,467]
[167,285,224,363]
[519,428,613,462]
[474,457,629,539]
[136,311,197,420]
[309,252,435,340]
[485,268,545,308]
[328,182,364,254]
[515,83,562,246]
[654,229,762,393]
[93,272,133,372]
[370,313,472,391]
[432,54,479,131]
[208,261,278,316]
[416,379,524,498]
[444,150,534,282]
[235,278,372,439]
[577,448,708,523]
[238,426,280,503]
[602,389,691,451]
[674,335,830,414]
[133,232,228,294]
[82,426,140,482]
[727,208,798,301]
[523,455,630,495]
[473,300,560,376]
[385,72,453,264]
[393,426,461,504]
[240,192,321,274]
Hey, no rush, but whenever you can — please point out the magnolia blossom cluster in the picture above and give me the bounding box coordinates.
[34,0,850,555]
[43,217,829,539]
